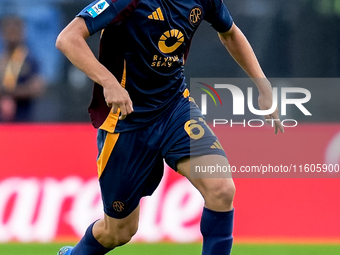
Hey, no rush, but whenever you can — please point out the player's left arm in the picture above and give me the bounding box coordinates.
[218,24,284,134]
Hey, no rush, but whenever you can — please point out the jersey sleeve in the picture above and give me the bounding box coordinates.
[77,0,139,35]
[204,0,234,33]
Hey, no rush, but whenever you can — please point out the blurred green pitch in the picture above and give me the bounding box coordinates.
[1,243,340,255]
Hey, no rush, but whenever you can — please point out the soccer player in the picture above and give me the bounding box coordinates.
[56,0,284,254]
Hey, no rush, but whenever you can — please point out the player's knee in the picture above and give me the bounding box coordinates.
[215,181,235,205]
[102,222,138,248]
[205,180,235,207]
[114,226,138,247]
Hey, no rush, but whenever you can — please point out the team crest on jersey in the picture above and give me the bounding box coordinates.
[87,0,109,18]
[189,7,202,26]
[112,201,125,212]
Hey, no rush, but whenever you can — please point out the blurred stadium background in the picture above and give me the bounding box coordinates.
[0,0,340,254]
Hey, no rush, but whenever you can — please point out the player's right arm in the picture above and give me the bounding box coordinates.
[204,0,284,134]
[55,17,133,119]
[218,25,284,134]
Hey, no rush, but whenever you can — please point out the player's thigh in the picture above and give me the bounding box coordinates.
[163,99,235,210]
[97,128,163,219]
[163,98,227,171]
[177,155,235,211]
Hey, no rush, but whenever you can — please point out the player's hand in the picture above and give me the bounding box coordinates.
[104,83,133,120]
[258,87,284,135]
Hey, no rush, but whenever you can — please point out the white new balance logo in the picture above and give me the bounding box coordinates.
[148,7,164,21]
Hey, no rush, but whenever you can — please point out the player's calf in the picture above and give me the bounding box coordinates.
[199,178,235,255]
[177,155,235,255]
[68,207,139,255]
[201,207,234,255]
